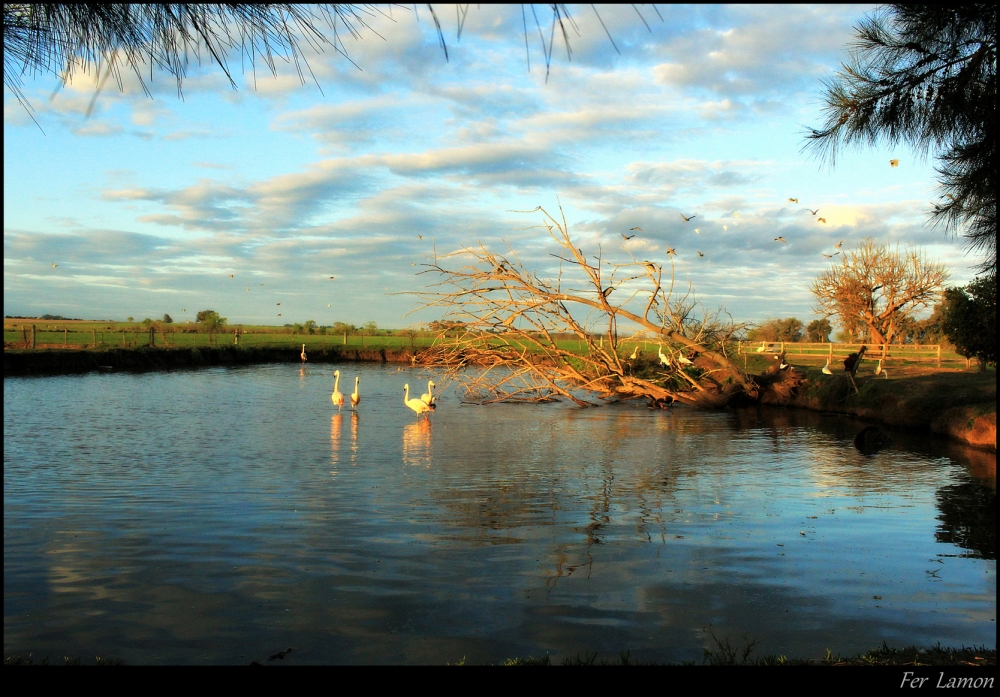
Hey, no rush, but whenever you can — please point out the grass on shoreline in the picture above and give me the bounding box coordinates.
[499,641,996,667]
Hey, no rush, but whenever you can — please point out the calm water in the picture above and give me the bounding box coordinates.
[4,364,995,664]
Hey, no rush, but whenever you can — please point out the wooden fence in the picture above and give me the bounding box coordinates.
[737,341,958,367]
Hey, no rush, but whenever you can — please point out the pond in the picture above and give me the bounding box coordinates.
[3,363,995,664]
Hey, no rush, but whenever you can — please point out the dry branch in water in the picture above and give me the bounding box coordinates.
[410,204,755,408]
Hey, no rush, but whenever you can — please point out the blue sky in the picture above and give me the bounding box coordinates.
[3,4,975,328]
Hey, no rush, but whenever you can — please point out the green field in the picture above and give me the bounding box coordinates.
[4,319,976,369]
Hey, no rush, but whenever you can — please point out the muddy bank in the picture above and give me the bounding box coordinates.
[4,345,418,377]
[776,370,996,453]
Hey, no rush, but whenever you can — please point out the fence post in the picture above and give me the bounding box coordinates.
[937,345,941,368]
[738,341,742,355]
[149,326,155,347]
[343,331,347,345]
[92,329,97,347]
[64,328,68,345]
[30,324,36,349]
[828,342,833,362]
[22,326,27,348]
[122,330,126,346]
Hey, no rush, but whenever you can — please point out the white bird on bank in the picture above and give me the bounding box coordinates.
[404,384,433,416]
[331,370,344,410]
[420,380,436,406]
[629,346,639,360]
[658,345,671,367]
[350,376,360,409]
[677,353,693,365]
[874,359,889,378]
[756,341,767,353]
[300,344,307,362]
[822,359,833,375]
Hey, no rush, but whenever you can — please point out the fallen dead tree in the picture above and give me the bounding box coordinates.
[410,204,787,408]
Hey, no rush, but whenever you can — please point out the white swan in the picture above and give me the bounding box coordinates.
[404,384,432,416]
[420,380,436,406]
[300,344,307,362]
[350,376,360,409]
[331,370,344,410]
[821,358,833,375]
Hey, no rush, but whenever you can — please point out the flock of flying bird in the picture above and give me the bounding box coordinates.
[302,345,438,417]
[617,159,901,263]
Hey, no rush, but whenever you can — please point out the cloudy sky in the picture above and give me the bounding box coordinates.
[3,4,976,328]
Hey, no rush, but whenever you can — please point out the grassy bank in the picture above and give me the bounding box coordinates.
[776,365,996,452]
[3,344,417,377]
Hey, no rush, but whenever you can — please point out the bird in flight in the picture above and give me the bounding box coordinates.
[246,288,250,292]
[630,226,643,231]
[665,247,677,256]
[417,235,423,239]
[889,159,899,167]
[817,218,827,224]
[278,313,282,317]
[775,237,787,243]
[260,283,265,286]
[822,253,834,258]
[694,228,700,234]
[229,274,234,278]
[327,304,331,307]
[329,276,335,280]
[808,209,819,215]
[51,262,58,268]
[834,240,843,249]
[622,233,635,240]
[733,212,738,218]
[697,251,704,257]
[788,198,798,204]
[276,303,281,306]
[680,213,696,222]
[723,225,728,231]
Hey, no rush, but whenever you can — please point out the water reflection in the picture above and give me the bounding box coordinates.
[350,412,359,465]
[936,481,996,559]
[2,367,995,665]
[330,413,342,473]
[402,418,432,467]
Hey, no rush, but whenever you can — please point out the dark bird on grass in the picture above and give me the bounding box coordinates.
[808,209,819,215]
[775,237,787,243]
[647,396,673,410]
[889,159,899,167]
[680,213,696,222]
[268,648,294,661]
[622,233,635,240]
[817,218,827,224]
[788,198,798,203]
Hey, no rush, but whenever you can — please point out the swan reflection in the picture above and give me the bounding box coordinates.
[350,411,359,465]
[402,418,432,467]
[330,413,343,474]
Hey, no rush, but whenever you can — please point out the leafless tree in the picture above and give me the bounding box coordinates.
[811,238,949,352]
[409,204,755,408]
